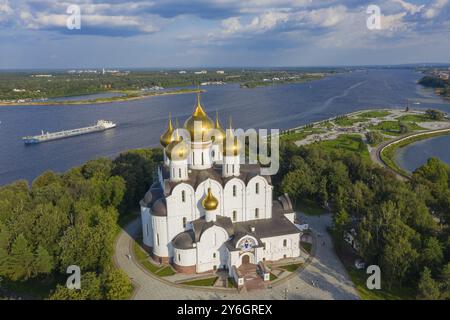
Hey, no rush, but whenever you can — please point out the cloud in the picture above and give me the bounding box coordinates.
[391,0,424,15]
[423,0,449,19]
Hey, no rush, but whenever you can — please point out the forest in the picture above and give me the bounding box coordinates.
[277,140,450,299]
[0,69,333,101]
[0,148,162,299]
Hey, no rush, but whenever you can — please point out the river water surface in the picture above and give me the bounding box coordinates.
[1,69,449,185]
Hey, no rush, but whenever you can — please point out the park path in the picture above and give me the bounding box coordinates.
[114,213,359,300]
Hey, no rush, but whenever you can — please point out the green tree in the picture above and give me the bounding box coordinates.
[1,234,34,281]
[104,269,133,300]
[33,245,54,275]
[417,267,440,300]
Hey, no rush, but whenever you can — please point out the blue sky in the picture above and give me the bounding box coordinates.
[0,0,449,68]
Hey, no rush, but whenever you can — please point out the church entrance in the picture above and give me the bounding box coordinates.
[242,255,250,265]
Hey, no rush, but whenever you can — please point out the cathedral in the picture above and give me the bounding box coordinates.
[140,94,300,284]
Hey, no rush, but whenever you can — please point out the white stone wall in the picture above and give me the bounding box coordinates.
[169,159,188,182]
[245,176,272,220]
[174,247,197,266]
[196,225,229,272]
[259,233,300,261]
[223,178,245,222]
[189,142,213,170]
[140,206,153,247]
[152,215,169,258]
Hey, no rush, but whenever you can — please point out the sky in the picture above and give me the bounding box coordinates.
[0,0,449,69]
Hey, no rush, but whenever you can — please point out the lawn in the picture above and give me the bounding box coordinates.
[370,121,425,136]
[279,263,303,272]
[227,278,237,288]
[281,128,324,142]
[334,117,366,127]
[358,110,391,118]
[301,242,312,254]
[133,240,175,276]
[348,269,415,300]
[156,266,176,277]
[395,114,430,122]
[296,199,326,216]
[182,277,218,287]
[314,134,370,161]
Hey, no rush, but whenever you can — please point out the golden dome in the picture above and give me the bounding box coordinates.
[202,188,218,211]
[212,111,226,143]
[165,130,189,161]
[223,119,241,156]
[184,93,214,142]
[160,114,174,147]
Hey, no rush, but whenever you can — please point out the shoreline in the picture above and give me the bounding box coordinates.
[0,88,204,107]
[379,129,450,178]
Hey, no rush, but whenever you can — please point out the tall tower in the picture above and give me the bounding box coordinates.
[211,111,225,163]
[160,113,174,166]
[222,119,241,178]
[184,93,214,170]
[166,128,189,182]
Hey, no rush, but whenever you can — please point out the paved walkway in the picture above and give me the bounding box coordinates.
[114,214,359,300]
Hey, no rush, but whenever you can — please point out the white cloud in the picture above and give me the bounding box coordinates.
[391,0,424,15]
[423,0,449,19]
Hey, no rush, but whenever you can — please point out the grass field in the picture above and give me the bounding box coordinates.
[297,199,326,216]
[279,263,303,272]
[133,241,175,277]
[348,269,415,300]
[358,110,391,118]
[281,128,325,142]
[314,134,370,161]
[182,277,218,287]
[395,114,430,122]
[370,121,425,136]
[334,117,366,127]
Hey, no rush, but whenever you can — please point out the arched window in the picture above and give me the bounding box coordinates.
[255,183,259,194]
[283,239,287,247]
[178,168,182,178]
[255,208,259,219]
[233,210,237,221]
[182,217,187,228]
[201,152,204,165]
[181,190,186,202]
[232,185,237,197]
[211,150,215,158]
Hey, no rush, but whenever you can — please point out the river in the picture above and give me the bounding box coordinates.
[1,68,449,185]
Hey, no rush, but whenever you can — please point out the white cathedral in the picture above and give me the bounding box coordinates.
[140,94,300,282]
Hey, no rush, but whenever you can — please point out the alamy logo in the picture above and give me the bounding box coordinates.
[366,5,382,30]
[66,4,81,30]
[366,265,381,290]
[66,265,81,290]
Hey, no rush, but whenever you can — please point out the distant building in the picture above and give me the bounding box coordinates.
[179,71,187,74]
[195,70,208,75]
[216,70,225,74]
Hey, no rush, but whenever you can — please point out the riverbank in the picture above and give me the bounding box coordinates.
[280,107,450,178]
[0,88,203,107]
[380,129,450,178]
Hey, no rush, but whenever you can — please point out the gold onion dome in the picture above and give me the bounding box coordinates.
[165,130,189,161]
[202,188,218,211]
[184,93,214,142]
[213,111,226,143]
[223,119,241,156]
[160,114,174,147]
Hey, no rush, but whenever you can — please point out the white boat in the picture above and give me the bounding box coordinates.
[23,120,116,144]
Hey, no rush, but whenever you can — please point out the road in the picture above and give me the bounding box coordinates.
[114,213,359,300]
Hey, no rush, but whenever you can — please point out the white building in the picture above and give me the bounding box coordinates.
[140,94,300,282]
